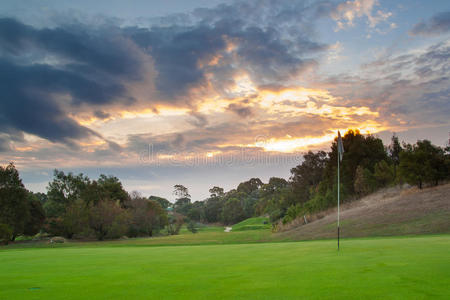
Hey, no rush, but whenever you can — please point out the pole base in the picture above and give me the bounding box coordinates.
[338,226,340,251]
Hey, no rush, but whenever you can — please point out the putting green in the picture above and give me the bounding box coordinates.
[1,235,449,299]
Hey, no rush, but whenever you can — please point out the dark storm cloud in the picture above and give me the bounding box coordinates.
[124,25,226,99]
[124,0,328,98]
[0,17,143,144]
[0,18,142,79]
[0,57,124,143]
[410,11,450,36]
[0,1,330,147]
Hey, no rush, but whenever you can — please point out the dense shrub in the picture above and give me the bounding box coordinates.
[167,214,183,235]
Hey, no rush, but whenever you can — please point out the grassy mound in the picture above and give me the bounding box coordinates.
[1,235,448,299]
[232,217,271,231]
[277,183,450,240]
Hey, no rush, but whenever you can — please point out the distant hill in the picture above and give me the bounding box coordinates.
[275,183,450,240]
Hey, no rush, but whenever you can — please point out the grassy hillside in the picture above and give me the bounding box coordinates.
[276,183,450,241]
[232,217,271,231]
[1,235,449,299]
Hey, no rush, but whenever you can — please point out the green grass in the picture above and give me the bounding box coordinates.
[232,217,271,231]
[179,223,224,234]
[1,228,274,250]
[1,235,449,299]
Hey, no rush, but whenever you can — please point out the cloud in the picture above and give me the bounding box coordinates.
[0,18,143,80]
[125,1,329,99]
[4,0,446,167]
[410,11,450,36]
[94,110,111,120]
[227,102,253,118]
[0,17,150,145]
[330,0,391,31]
[319,41,450,129]
[0,1,332,148]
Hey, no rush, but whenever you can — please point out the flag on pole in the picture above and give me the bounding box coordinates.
[337,131,344,161]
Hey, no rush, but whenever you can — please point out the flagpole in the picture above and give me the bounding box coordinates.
[337,148,340,251]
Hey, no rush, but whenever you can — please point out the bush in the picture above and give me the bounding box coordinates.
[49,236,65,243]
[282,205,302,224]
[187,220,198,233]
[269,209,284,223]
[167,214,183,235]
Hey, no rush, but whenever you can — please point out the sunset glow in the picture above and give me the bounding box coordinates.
[0,0,448,199]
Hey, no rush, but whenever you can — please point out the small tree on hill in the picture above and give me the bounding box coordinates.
[399,140,447,189]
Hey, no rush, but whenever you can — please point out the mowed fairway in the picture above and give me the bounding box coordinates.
[1,235,449,299]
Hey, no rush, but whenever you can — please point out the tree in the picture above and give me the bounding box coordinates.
[173,184,190,199]
[290,151,327,204]
[149,196,171,209]
[325,130,387,196]
[187,201,205,222]
[204,196,223,223]
[173,185,192,214]
[399,140,447,189]
[236,178,263,194]
[23,192,46,236]
[0,223,13,245]
[128,194,167,237]
[45,170,90,218]
[209,186,224,198]
[61,199,89,238]
[373,160,395,188]
[34,192,48,206]
[97,175,129,206]
[0,163,30,240]
[221,198,245,225]
[388,134,402,178]
[256,178,293,220]
[89,200,130,240]
[354,166,375,197]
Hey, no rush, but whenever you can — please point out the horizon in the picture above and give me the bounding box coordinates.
[0,0,449,201]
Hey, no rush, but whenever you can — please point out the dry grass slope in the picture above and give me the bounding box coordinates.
[276,183,450,240]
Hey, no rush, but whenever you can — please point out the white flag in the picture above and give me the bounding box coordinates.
[337,131,344,161]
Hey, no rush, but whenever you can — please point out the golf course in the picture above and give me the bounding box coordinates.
[2,184,450,299]
[1,232,449,299]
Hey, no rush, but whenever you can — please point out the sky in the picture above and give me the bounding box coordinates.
[0,0,449,201]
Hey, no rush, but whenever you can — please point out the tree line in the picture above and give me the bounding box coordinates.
[169,130,450,225]
[1,130,449,243]
[0,167,169,244]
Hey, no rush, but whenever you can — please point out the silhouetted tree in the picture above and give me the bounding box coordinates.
[0,163,30,241]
